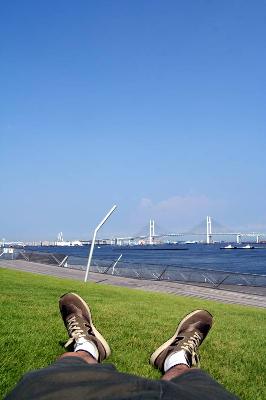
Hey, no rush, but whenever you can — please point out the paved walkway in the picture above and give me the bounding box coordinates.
[1,259,265,308]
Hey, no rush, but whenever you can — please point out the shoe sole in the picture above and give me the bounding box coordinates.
[62,292,111,357]
[150,309,212,366]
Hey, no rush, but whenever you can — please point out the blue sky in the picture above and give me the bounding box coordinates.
[1,1,266,240]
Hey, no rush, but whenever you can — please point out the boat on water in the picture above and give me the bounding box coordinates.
[220,244,237,249]
[220,244,255,250]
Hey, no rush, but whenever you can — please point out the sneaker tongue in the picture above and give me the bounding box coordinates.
[65,314,75,324]
[171,335,184,345]
[179,327,202,339]
[65,305,83,321]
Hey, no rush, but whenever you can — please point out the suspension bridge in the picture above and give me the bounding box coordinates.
[3,217,266,247]
[114,217,266,245]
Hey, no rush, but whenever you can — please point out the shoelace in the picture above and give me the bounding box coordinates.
[64,316,87,348]
[181,331,202,366]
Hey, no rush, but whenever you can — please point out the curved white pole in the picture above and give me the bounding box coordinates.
[84,205,117,282]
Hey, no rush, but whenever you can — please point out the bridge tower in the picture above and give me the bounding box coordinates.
[206,216,213,244]
[237,234,242,244]
[58,232,63,242]
[149,219,155,245]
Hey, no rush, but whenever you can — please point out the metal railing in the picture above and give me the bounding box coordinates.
[1,249,265,296]
[0,249,68,267]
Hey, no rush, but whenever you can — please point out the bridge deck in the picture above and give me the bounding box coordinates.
[0,260,265,308]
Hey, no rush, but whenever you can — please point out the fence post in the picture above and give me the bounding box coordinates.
[157,266,168,281]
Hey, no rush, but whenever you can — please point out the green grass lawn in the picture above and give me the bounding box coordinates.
[1,267,265,399]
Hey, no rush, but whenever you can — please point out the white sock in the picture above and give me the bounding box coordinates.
[74,338,99,360]
[164,350,189,372]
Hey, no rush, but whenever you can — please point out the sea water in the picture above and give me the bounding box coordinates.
[25,244,266,276]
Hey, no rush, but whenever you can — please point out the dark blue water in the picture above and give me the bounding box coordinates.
[25,244,266,276]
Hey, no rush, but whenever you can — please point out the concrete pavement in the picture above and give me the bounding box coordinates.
[1,259,265,308]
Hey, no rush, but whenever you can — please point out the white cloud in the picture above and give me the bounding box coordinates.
[139,198,153,208]
[234,222,266,232]
[137,194,214,231]
[139,194,211,214]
